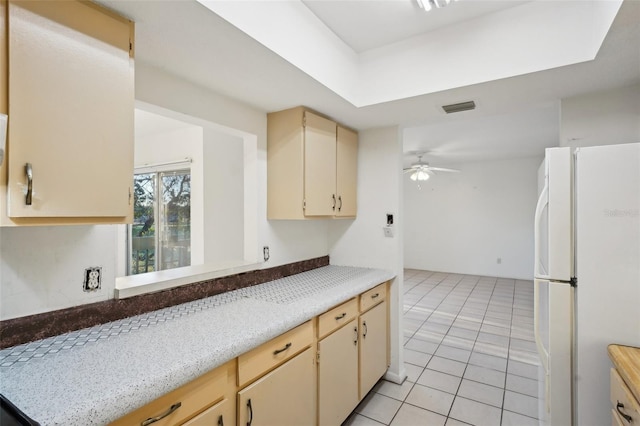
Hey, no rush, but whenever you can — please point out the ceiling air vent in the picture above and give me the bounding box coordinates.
[442,101,476,114]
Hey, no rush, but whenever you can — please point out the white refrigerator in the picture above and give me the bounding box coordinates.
[534,143,640,426]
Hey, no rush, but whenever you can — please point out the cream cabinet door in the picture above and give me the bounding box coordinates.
[303,111,336,217]
[238,347,316,426]
[336,126,357,218]
[359,301,388,399]
[7,0,133,219]
[318,319,359,426]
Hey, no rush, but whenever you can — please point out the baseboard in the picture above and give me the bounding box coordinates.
[384,368,408,385]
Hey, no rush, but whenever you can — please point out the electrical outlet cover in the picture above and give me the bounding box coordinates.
[83,267,102,292]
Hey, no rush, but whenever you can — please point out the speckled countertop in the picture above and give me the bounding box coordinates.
[0,265,394,426]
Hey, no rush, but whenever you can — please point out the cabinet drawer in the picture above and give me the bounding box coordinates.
[360,282,387,312]
[238,321,313,387]
[612,408,625,426]
[110,361,234,426]
[610,368,640,425]
[182,397,234,426]
[318,298,358,339]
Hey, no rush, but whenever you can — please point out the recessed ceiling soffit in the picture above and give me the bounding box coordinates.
[196,0,622,108]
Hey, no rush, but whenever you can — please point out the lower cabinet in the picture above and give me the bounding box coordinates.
[110,281,389,426]
[610,367,639,426]
[318,319,359,426]
[317,284,389,426]
[359,300,388,399]
[237,347,316,426]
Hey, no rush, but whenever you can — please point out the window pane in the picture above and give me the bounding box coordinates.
[159,170,191,271]
[131,173,156,275]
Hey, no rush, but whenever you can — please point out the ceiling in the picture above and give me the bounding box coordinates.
[98,0,640,167]
[301,0,531,53]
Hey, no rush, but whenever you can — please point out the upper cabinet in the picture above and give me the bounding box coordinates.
[336,125,358,217]
[0,0,135,226]
[267,106,358,220]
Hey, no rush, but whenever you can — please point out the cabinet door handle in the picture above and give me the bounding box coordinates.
[363,321,368,338]
[247,399,253,426]
[273,342,292,355]
[617,401,633,423]
[353,326,358,345]
[218,414,224,426]
[338,195,342,212]
[332,194,336,211]
[141,402,181,426]
[335,312,346,320]
[25,163,33,205]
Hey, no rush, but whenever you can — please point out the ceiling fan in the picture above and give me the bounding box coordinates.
[403,152,460,182]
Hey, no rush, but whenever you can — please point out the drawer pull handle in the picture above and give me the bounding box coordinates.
[617,401,633,423]
[371,293,380,299]
[25,163,33,205]
[363,321,368,338]
[218,414,224,426]
[247,399,253,426]
[273,342,292,355]
[335,312,347,320]
[141,402,181,426]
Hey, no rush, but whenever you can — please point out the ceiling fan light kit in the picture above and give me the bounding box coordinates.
[410,170,430,181]
[403,152,460,188]
[416,0,456,12]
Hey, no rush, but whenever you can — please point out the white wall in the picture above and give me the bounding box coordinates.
[0,63,331,320]
[403,156,541,280]
[203,129,244,263]
[329,126,406,384]
[560,84,640,148]
[0,226,118,319]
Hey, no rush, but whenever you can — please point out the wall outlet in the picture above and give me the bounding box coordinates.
[83,267,102,292]
[263,246,270,262]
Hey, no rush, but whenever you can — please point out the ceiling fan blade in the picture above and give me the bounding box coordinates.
[428,167,460,173]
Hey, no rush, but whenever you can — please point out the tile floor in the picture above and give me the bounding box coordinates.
[343,270,541,426]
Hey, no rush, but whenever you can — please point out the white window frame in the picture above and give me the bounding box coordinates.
[128,159,192,276]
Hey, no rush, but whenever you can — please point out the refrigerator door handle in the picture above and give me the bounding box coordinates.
[534,181,550,280]
[533,279,549,373]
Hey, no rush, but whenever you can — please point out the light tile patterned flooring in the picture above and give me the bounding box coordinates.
[344,270,541,426]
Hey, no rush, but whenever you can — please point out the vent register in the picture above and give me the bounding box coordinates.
[442,100,476,114]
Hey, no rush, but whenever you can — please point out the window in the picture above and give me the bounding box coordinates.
[129,169,191,275]
[115,105,259,298]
